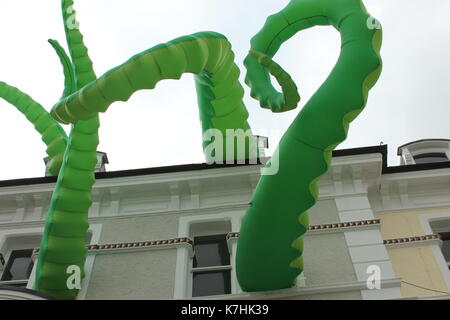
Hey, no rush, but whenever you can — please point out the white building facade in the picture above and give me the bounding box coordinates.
[0,140,449,300]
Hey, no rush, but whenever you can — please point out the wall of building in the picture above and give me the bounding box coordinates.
[0,150,406,300]
[376,207,450,298]
[86,249,177,299]
[304,200,359,286]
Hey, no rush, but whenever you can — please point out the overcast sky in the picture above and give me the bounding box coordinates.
[0,0,449,180]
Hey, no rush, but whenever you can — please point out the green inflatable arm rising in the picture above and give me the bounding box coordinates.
[36,0,256,299]
[50,32,257,162]
[0,82,68,176]
[236,0,382,291]
[34,0,100,300]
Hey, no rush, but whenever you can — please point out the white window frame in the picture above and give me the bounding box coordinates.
[174,211,244,299]
[0,248,35,287]
[0,224,102,299]
[419,212,450,291]
[190,234,233,297]
[438,232,450,269]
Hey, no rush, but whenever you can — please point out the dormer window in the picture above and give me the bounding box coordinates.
[398,139,450,165]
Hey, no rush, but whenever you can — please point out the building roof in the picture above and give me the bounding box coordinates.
[0,144,449,188]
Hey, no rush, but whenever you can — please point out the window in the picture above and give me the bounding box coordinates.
[0,225,102,298]
[0,249,34,287]
[192,234,232,297]
[175,214,242,299]
[439,232,450,270]
[414,153,448,164]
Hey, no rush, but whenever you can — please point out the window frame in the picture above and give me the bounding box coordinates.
[438,232,450,269]
[419,213,450,291]
[0,248,35,286]
[0,224,102,299]
[0,228,42,289]
[191,234,232,297]
[174,211,244,299]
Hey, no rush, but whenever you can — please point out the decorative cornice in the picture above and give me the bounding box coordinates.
[227,232,239,241]
[384,234,441,248]
[226,219,381,241]
[32,237,194,257]
[308,219,381,232]
[30,220,382,257]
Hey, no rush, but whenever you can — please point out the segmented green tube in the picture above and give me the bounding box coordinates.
[0,82,67,175]
[236,0,383,291]
[40,28,256,299]
[62,0,96,89]
[51,32,257,162]
[34,0,100,300]
[48,39,77,99]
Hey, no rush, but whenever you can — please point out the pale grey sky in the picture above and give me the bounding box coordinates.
[0,0,449,180]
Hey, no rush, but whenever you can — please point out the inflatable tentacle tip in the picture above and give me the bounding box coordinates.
[0,82,68,175]
[248,50,300,112]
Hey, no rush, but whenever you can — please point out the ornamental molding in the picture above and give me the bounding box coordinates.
[383,234,441,248]
[29,220,383,259]
[32,237,194,259]
[226,219,381,240]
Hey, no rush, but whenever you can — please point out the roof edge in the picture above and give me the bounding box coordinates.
[3,144,450,187]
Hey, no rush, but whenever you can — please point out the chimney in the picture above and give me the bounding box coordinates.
[43,151,109,176]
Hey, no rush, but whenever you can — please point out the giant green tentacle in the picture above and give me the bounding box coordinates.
[0,82,67,175]
[34,0,99,300]
[236,0,383,291]
[50,32,257,162]
[61,0,96,88]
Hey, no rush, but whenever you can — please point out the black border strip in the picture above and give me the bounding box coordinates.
[0,144,449,188]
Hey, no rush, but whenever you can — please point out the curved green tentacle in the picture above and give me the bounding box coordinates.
[50,32,257,162]
[236,0,383,291]
[0,82,67,175]
[34,0,99,300]
[48,39,77,98]
[61,0,96,88]
[37,0,257,299]
[248,50,300,112]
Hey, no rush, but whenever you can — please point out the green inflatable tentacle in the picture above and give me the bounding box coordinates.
[50,32,257,162]
[61,0,96,88]
[34,0,99,300]
[0,82,67,175]
[48,39,77,98]
[236,0,382,291]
